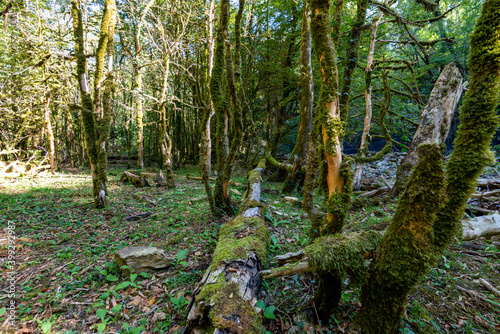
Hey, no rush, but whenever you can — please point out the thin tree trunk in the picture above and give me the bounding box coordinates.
[352,10,384,191]
[282,0,313,194]
[44,89,55,173]
[211,0,230,215]
[71,0,116,208]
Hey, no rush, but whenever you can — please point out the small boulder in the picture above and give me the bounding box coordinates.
[115,246,174,274]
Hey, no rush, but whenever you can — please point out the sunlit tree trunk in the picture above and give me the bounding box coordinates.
[71,0,116,208]
[44,89,55,173]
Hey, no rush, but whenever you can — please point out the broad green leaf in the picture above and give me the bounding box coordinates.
[97,322,106,333]
[256,300,266,310]
[111,304,122,313]
[0,307,6,316]
[264,306,276,319]
[106,274,118,282]
[116,281,131,290]
[96,308,107,322]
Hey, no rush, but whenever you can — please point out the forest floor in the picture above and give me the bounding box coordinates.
[0,159,499,334]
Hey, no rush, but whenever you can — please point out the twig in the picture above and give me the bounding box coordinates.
[478,278,500,298]
[380,175,392,190]
[456,285,500,307]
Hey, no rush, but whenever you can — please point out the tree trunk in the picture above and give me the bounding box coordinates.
[390,63,463,197]
[308,0,352,319]
[44,89,55,173]
[71,0,116,208]
[186,159,268,334]
[211,0,230,216]
[282,0,313,194]
[352,9,383,191]
[357,144,446,333]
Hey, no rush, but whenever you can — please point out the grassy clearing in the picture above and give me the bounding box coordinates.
[0,164,499,333]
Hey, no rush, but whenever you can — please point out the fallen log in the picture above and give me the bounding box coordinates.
[186,174,243,187]
[120,171,150,188]
[186,159,269,334]
[462,213,500,241]
[476,178,500,190]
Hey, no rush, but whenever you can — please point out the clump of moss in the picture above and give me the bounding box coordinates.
[357,144,446,333]
[305,230,383,285]
[212,216,270,265]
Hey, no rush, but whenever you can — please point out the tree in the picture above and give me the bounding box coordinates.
[71,0,117,208]
[358,0,500,331]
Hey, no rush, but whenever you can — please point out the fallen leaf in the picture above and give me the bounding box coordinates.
[149,296,156,306]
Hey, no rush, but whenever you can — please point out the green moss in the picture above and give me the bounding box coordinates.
[433,0,500,254]
[305,230,383,285]
[358,144,447,333]
[212,216,270,265]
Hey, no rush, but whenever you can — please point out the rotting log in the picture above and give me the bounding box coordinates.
[186,174,243,187]
[120,171,150,188]
[186,159,269,334]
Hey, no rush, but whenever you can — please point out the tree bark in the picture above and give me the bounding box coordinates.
[71,0,116,208]
[390,63,463,197]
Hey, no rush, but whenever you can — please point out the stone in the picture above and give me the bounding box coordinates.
[115,246,174,274]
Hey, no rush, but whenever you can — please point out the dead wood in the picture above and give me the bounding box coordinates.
[120,171,150,187]
[186,159,268,334]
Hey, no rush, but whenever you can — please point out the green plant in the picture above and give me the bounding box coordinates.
[256,300,276,319]
[175,249,188,266]
[171,294,187,310]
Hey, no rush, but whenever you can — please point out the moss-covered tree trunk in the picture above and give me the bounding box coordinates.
[159,54,175,188]
[282,0,314,194]
[43,89,55,173]
[70,0,116,208]
[433,0,500,254]
[357,144,446,333]
[211,0,230,215]
[358,1,500,331]
[307,0,353,319]
[390,64,463,197]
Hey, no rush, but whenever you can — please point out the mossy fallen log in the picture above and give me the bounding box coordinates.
[186,174,243,187]
[119,171,150,188]
[186,159,269,334]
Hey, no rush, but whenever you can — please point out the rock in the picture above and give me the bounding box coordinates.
[230,188,243,196]
[283,196,301,204]
[114,246,174,274]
